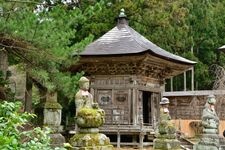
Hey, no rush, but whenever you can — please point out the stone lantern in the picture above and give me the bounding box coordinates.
[43,91,65,148]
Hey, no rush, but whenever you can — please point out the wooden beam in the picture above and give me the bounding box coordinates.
[163,90,225,96]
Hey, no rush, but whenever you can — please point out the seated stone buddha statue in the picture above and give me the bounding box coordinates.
[75,76,104,129]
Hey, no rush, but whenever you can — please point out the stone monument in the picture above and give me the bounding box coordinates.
[43,92,65,148]
[194,95,220,150]
[69,76,113,150]
[153,97,181,150]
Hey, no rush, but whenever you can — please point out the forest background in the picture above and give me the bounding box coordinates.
[1,0,225,114]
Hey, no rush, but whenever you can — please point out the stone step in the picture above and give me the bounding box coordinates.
[179,138,194,150]
[181,144,193,150]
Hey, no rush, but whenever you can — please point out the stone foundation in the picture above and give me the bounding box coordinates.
[49,133,65,148]
[194,134,220,150]
[70,145,113,150]
[70,133,113,150]
[153,138,181,150]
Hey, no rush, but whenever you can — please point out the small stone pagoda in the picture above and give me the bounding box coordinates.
[194,95,220,150]
[70,9,196,147]
[153,97,180,150]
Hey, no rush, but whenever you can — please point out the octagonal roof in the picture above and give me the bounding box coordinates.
[79,13,195,65]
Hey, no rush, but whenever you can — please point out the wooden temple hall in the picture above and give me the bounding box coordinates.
[70,10,196,147]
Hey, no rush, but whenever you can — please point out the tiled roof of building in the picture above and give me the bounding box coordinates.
[79,10,195,65]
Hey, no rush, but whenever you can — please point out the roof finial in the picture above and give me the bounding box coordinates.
[119,8,127,18]
[117,8,128,25]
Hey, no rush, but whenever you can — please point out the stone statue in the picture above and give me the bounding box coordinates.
[153,97,180,150]
[158,97,176,135]
[70,76,113,150]
[75,77,99,113]
[194,95,220,150]
[201,95,219,134]
[74,76,104,127]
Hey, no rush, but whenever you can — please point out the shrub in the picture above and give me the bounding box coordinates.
[0,101,64,150]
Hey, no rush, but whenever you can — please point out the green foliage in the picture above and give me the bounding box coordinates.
[0,0,103,99]
[2,0,225,92]
[0,101,64,150]
[80,0,225,90]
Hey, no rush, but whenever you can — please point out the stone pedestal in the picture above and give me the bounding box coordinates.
[49,133,66,148]
[70,133,113,150]
[153,134,181,150]
[69,108,113,150]
[194,134,220,150]
[44,92,65,148]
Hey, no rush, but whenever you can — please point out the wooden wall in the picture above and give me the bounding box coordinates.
[164,91,225,120]
[90,75,162,126]
[163,90,225,137]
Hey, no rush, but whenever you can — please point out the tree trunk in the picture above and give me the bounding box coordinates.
[0,47,8,79]
[25,74,32,112]
[0,47,8,100]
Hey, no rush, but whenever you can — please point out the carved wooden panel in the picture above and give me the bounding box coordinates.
[112,90,130,124]
[114,90,128,106]
[96,89,130,124]
[98,90,112,105]
[92,76,131,86]
[97,90,112,124]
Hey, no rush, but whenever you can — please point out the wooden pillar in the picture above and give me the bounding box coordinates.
[191,67,194,91]
[132,88,137,125]
[170,77,173,92]
[117,124,120,148]
[184,71,187,91]
[139,121,144,149]
[128,89,132,124]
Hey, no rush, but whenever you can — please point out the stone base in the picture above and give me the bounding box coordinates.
[156,133,176,139]
[153,138,181,150]
[71,145,113,150]
[69,133,113,149]
[47,125,64,133]
[193,144,219,150]
[79,128,99,133]
[49,133,65,148]
[193,134,220,150]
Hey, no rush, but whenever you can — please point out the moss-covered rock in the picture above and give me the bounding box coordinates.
[70,145,113,150]
[44,102,62,109]
[76,108,104,128]
[153,138,181,150]
[69,133,111,147]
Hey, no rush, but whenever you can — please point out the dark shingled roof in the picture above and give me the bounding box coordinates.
[79,18,196,65]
